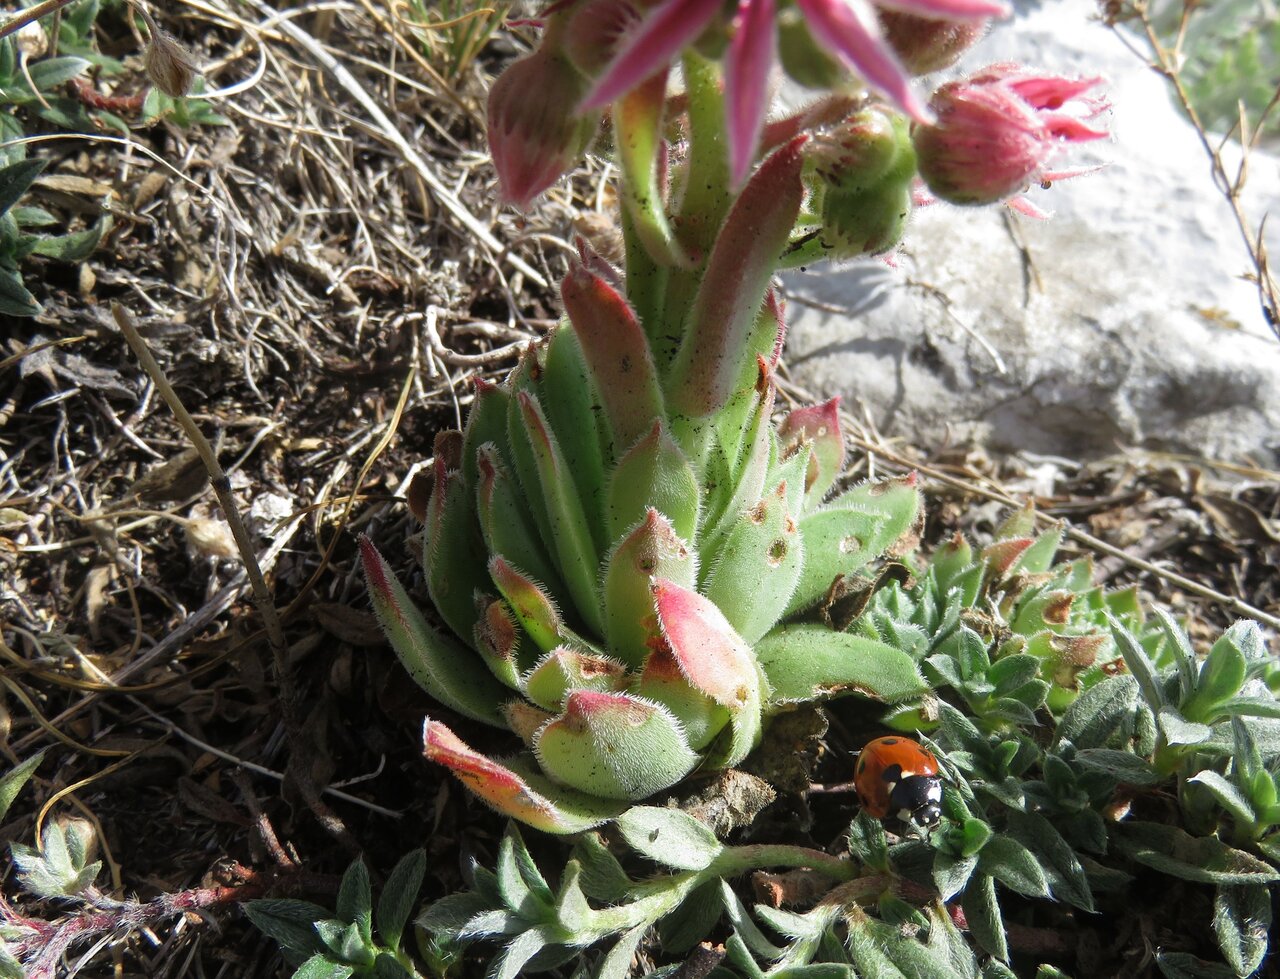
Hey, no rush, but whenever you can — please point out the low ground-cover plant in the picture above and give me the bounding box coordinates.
[0,0,220,315]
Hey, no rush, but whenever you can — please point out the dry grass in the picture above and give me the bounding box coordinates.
[0,2,1277,976]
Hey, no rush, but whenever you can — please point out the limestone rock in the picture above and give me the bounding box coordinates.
[781,0,1280,464]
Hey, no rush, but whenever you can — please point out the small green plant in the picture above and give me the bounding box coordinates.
[0,154,109,315]
[402,0,512,84]
[406,612,1278,977]
[245,852,428,979]
[141,77,228,127]
[1149,0,1280,143]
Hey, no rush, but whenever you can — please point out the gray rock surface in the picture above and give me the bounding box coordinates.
[781,0,1280,464]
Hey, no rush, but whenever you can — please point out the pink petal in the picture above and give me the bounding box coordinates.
[1039,113,1109,142]
[795,0,932,124]
[1004,74,1104,110]
[874,0,1010,18]
[725,0,777,188]
[1004,194,1050,218]
[580,0,724,110]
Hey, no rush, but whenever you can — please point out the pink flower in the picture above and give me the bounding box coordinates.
[912,63,1109,206]
[578,0,1009,187]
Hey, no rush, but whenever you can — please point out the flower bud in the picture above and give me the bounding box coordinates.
[487,36,602,209]
[878,11,988,75]
[818,178,913,258]
[808,106,913,194]
[777,8,848,91]
[562,0,642,77]
[913,64,1108,206]
[139,8,198,98]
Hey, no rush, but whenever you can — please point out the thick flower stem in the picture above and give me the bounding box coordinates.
[658,52,732,365]
[621,194,670,346]
[677,51,732,258]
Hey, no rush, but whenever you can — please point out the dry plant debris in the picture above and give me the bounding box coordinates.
[0,2,1275,977]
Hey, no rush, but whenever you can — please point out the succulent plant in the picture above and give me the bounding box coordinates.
[845,504,1163,733]
[361,143,933,832]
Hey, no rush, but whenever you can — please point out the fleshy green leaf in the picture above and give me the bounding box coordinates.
[561,260,666,453]
[534,691,699,800]
[536,326,608,550]
[977,836,1051,898]
[425,719,626,833]
[1056,675,1140,750]
[243,900,330,958]
[376,849,426,952]
[604,421,699,545]
[291,954,355,979]
[961,872,1007,962]
[514,389,604,633]
[1115,822,1280,885]
[702,481,803,643]
[666,137,806,419]
[1072,748,1163,786]
[615,806,724,871]
[1213,884,1271,978]
[756,624,926,704]
[786,475,921,615]
[360,537,506,727]
[0,750,44,822]
[602,509,695,669]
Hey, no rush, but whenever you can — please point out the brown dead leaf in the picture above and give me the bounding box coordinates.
[126,448,208,502]
[178,776,250,827]
[313,602,384,647]
[1196,493,1280,545]
[33,173,116,199]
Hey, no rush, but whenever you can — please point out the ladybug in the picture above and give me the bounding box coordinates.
[854,736,943,831]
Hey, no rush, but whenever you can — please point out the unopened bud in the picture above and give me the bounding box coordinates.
[808,106,912,194]
[13,17,48,59]
[487,37,602,209]
[139,8,198,97]
[562,0,642,77]
[818,178,913,258]
[878,12,988,76]
[777,8,847,91]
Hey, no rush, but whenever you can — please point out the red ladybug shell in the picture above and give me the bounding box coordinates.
[854,736,942,828]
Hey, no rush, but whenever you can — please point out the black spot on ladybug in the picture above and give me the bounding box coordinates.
[882,763,903,784]
[880,738,899,745]
[857,759,866,774]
